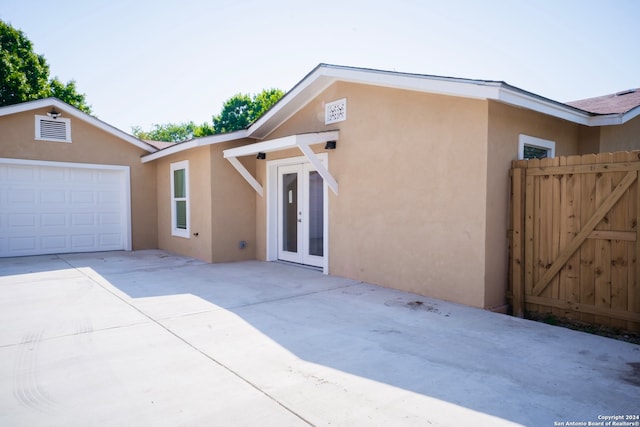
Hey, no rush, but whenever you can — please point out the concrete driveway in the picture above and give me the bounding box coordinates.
[0,250,638,426]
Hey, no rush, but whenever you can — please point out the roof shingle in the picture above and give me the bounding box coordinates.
[566,88,640,114]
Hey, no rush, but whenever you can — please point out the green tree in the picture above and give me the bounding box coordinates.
[48,77,92,113]
[252,88,284,118]
[0,19,92,112]
[131,121,215,142]
[133,88,284,142]
[212,88,284,134]
[212,93,253,134]
[0,20,49,105]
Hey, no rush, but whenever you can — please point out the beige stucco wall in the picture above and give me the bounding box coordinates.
[486,101,581,309]
[254,82,491,308]
[599,115,640,152]
[577,125,600,154]
[155,140,256,263]
[210,141,257,262]
[156,146,213,262]
[0,107,158,250]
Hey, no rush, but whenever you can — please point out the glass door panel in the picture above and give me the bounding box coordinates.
[282,172,298,253]
[277,162,325,268]
[307,170,323,257]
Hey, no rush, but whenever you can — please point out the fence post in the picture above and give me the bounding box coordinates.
[511,167,525,317]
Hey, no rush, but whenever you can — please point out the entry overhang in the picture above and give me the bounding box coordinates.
[223,131,339,196]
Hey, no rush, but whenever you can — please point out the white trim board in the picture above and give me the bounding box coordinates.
[266,154,329,274]
[224,131,339,196]
[518,135,556,160]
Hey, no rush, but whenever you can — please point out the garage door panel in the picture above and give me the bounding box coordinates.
[71,234,96,249]
[0,160,130,257]
[99,234,123,247]
[6,165,35,182]
[41,213,66,227]
[8,214,36,227]
[70,191,95,204]
[69,168,95,183]
[71,213,96,226]
[40,167,65,181]
[41,235,67,250]
[8,189,36,204]
[8,236,37,252]
[42,190,66,204]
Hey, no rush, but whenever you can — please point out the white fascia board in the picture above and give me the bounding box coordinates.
[0,98,156,152]
[141,139,199,162]
[587,113,625,127]
[625,106,640,123]
[223,131,339,158]
[496,87,593,125]
[588,107,640,126]
[248,69,336,138]
[224,135,297,158]
[141,130,250,163]
[324,66,503,100]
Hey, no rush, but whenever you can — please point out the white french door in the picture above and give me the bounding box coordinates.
[277,163,324,267]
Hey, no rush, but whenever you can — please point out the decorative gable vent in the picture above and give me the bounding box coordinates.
[325,98,347,124]
[35,115,71,142]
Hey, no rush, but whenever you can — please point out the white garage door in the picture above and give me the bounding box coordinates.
[0,159,131,257]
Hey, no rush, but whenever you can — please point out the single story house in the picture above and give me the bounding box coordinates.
[1,64,638,312]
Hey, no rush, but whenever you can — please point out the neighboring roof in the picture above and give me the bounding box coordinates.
[141,63,639,162]
[566,88,640,114]
[0,98,157,153]
[144,140,176,150]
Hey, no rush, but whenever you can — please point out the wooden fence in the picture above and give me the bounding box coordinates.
[509,151,640,331]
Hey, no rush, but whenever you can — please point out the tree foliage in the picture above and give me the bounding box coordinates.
[132,121,213,143]
[48,77,92,113]
[0,20,49,105]
[212,88,284,134]
[133,88,284,143]
[0,19,92,113]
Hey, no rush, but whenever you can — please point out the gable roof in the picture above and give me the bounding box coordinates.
[246,64,639,140]
[566,89,640,115]
[141,64,639,162]
[0,98,157,153]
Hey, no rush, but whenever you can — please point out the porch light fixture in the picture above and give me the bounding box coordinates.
[324,140,336,150]
[256,152,266,160]
[47,108,61,119]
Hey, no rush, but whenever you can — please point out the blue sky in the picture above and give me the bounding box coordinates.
[2,0,639,133]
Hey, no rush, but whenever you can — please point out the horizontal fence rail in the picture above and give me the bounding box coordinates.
[510,151,640,331]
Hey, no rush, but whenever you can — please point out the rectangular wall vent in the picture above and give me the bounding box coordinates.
[325,98,347,124]
[35,115,71,143]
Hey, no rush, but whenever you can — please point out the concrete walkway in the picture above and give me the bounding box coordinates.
[0,250,638,426]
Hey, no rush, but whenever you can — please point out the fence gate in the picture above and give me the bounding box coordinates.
[510,151,640,331]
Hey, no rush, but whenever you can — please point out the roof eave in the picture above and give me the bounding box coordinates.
[247,64,631,138]
[140,129,251,163]
[0,98,157,153]
[247,64,506,140]
[496,86,593,125]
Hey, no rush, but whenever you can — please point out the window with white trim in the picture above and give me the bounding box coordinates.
[35,115,71,142]
[518,134,555,160]
[170,160,190,238]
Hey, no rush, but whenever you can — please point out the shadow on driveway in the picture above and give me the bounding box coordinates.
[1,250,639,426]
